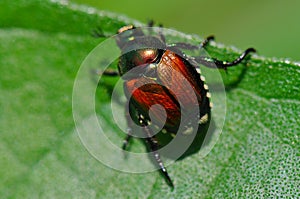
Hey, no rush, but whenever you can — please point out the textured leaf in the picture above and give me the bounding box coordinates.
[0,0,299,198]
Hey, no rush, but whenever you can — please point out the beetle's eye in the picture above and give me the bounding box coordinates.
[133,49,159,66]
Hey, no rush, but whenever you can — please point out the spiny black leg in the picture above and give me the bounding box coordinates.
[139,118,174,188]
[195,48,256,70]
[145,136,174,188]
[199,35,215,48]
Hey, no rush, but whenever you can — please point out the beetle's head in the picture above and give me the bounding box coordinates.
[116,25,166,78]
[116,25,144,49]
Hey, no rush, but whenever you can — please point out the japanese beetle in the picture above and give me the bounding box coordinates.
[100,24,255,187]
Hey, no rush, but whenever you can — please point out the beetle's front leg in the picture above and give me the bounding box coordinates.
[194,48,256,70]
[169,35,215,51]
[166,36,216,68]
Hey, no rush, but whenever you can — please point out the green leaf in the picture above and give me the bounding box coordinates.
[0,0,299,198]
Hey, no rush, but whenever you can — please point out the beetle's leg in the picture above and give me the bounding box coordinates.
[145,137,174,188]
[139,117,174,188]
[199,35,215,48]
[166,35,213,59]
[147,20,163,28]
[144,127,174,188]
[102,69,119,76]
[170,43,198,50]
[157,24,166,43]
[122,104,135,150]
[122,113,132,150]
[92,27,106,38]
[170,35,215,51]
[195,48,256,70]
[148,20,155,27]
[122,110,132,150]
[122,131,132,150]
[147,20,166,43]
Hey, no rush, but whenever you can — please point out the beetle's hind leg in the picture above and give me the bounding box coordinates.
[143,127,174,188]
[139,116,174,188]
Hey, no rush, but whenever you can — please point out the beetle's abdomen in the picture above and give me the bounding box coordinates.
[124,77,181,128]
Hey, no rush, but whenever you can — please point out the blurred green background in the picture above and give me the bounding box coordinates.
[71,0,300,61]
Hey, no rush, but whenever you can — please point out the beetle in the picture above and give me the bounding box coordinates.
[98,24,255,187]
